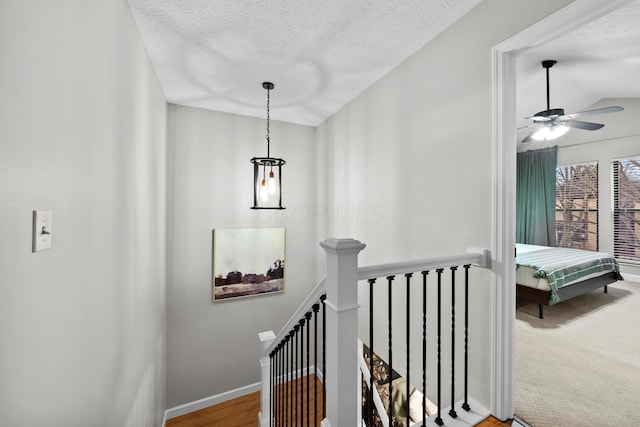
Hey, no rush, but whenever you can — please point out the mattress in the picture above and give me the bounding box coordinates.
[515,243,621,301]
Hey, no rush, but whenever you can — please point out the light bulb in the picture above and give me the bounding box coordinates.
[268,170,276,194]
[260,179,269,202]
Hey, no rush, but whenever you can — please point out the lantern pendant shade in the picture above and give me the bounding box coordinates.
[251,156,285,209]
[251,81,285,209]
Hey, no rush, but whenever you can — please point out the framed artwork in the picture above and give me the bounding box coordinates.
[212,227,285,302]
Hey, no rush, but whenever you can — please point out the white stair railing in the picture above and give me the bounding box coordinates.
[259,238,491,427]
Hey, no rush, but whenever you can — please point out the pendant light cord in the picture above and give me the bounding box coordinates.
[266,87,271,158]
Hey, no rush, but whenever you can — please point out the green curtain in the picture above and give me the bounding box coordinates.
[516,146,558,246]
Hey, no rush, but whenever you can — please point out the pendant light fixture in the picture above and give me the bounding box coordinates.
[251,82,285,209]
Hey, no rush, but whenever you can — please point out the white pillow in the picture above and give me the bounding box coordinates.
[408,389,438,425]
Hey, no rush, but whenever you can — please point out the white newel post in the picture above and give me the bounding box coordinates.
[258,330,276,427]
[319,238,366,427]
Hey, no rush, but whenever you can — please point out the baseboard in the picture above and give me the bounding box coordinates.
[164,381,261,422]
[621,273,640,283]
[513,415,532,427]
[163,365,323,424]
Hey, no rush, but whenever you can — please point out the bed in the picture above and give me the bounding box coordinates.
[515,243,623,319]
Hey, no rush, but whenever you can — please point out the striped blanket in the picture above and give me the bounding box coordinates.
[515,246,622,302]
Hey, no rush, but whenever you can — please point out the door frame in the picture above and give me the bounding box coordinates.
[490,0,634,420]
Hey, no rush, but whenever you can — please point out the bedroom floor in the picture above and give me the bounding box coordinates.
[166,374,514,427]
[514,281,640,426]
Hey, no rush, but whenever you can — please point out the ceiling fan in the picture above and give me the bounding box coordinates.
[520,60,624,143]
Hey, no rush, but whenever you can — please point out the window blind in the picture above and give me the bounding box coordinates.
[613,157,640,263]
[555,162,598,251]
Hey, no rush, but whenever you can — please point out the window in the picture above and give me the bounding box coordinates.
[555,162,598,251]
[613,157,640,263]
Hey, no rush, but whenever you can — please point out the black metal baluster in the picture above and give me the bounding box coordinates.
[270,351,274,427]
[280,342,285,427]
[320,294,326,419]
[449,266,458,419]
[312,302,319,427]
[421,270,429,427]
[435,268,443,426]
[288,333,291,425]
[286,335,290,427]
[284,341,287,427]
[299,318,305,427]
[292,330,297,425]
[462,264,471,412]
[275,345,279,427]
[387,275,395,422]
[292,333,296,426]
[281,340,284,427]
[277,344,282,427]
[405,273,412,427]
[300,325,304,426]
[273,347,277,427]
[279,345,283,427]
[305,312,312,427]
[273,348,277,427]
[368,278,376,427]
[293,327,299,427]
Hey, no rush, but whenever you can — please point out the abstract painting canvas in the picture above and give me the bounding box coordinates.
[212,227,285,302]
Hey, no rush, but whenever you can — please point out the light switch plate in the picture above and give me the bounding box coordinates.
[32,210,52,252]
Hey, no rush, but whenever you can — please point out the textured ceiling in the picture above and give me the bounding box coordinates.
[127,1,640,130]
[516,0,640,138]
[127,0,482,126]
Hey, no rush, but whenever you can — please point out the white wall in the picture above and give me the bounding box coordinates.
[0,0,595,420]
[316,0,572,410]
[0,1,167,426]
[166,105,322,407]
[520,98,640,278]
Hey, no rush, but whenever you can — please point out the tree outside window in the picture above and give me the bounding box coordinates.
[555,162,598,251]
[613,157,640,263]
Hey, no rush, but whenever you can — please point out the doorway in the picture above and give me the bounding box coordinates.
[490,0,635,421]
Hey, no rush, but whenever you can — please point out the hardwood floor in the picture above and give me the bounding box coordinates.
[167,375,324,427]
[480,416,514,427]
[166,390,261,427]
[166,374,512,427]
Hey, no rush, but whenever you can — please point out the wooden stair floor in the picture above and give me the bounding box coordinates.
[166,374,323,427]
[166,374,512,427]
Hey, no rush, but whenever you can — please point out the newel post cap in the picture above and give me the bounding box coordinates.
[258,330,276,354]
[319,238,366,255]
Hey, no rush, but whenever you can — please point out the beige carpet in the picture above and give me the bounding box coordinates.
[514,281,640,427]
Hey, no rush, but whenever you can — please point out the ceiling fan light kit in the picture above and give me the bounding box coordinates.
[521,60,623,143]
[531,124,569,141]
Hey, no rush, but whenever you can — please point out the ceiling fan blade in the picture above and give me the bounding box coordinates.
[517,123,539,131]
[563,119,604,131]
[521,132,535,143]
[564,106,624,119]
